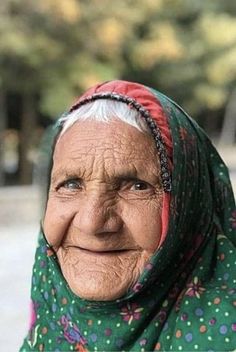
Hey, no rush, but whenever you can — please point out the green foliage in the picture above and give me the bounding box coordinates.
[0,0,236,119]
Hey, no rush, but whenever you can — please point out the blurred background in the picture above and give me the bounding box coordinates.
[0,0,236,350]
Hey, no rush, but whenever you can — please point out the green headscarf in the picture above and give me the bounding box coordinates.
[20,81,236,352]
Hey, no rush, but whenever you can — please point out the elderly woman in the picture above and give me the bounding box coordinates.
[20,80,236,351]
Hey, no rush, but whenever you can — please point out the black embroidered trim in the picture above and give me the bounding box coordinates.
[59,92,171,192]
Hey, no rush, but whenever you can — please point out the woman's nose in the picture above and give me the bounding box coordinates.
[73,194,122,236]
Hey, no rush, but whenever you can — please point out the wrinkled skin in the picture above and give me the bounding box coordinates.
[43,120,163,301]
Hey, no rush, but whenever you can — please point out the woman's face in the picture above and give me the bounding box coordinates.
[43,119,163,301]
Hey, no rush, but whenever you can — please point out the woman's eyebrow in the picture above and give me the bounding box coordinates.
[112,169,160,184]
[50,168,80,183]
[112,169,138,179]
[50,167,160,184]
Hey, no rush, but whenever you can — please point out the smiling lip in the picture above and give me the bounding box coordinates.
[70,246,133,256]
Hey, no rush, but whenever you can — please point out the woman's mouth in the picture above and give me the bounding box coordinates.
[67,246,135,257]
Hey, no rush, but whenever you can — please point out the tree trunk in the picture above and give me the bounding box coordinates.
[19,93,37,184]
[0,89,7,186]
[218,88,236,145]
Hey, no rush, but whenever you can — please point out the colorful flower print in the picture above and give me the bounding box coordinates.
[185,276,205,298]
[60,315,87,345]
[120,302,144,325]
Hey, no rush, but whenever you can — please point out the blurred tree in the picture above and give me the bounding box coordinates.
[0,0,235,184]
[0,0,81,182]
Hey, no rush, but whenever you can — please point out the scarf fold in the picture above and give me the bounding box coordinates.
[20,81,236,352]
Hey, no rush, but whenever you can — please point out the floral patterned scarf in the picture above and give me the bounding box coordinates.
[20,81,236,351]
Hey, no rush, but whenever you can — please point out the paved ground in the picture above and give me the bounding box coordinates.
[0,224,38,351]
[0,147,235,351]
[0,186,41,351]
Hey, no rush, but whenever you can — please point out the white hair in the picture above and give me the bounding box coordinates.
[59,99,151,136]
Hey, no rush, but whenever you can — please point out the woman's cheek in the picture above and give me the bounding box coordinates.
[145,200,163,251]
[137,215,162,251]
[43,197,76,248]
[122,199,162,252]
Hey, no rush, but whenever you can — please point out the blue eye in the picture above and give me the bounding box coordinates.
[61,179,81,190]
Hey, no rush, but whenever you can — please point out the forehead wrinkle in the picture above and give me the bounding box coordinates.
[51,155,160,185]
[50,166,79,183]
[91,157,161,185]
[52,120,161,183]
[52,149,160,184]
[56,120,156,159]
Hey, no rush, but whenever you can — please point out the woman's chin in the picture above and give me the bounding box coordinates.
[71,282,128,301]
[62,270,133,301]
[56,246,148,301]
